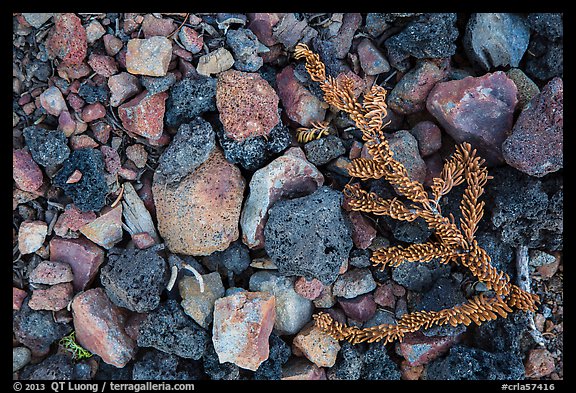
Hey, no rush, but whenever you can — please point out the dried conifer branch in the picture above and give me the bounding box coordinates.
[296,120,330,143]
[343,183,420,221]
[371,242,459,269]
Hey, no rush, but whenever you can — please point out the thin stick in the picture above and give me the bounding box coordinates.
[166,265,178,292]
[182,262,205,293]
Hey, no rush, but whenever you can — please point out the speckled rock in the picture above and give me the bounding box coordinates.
[226,28,264,72]
[178,26,203,54]
[196,47,235,76]
[506,68,540,111]
[79,205,123,249]
[361,342,402,380]
[46,13,87,66]
[18,220,47,255]
[396,331,460,367]
[28,282,73,311]
[153,148,245,256]
[13,346,32,373]
[332,268,377,299]
[179,272,225,329]
[87,54,118,77]
[108,72,142,107]
[126,36,172,77]
[13,287,27,310]
[13,149,43,193]
[118,91,168,140]
[21,13,54,28]
[348,210,377,249]
[357,38,390,75]
[39,86,67,116]
[29,261,74,285]
[409,121,442,157]
[292,322,341,368]
[303,135,346,166]
[164,76,217,128]
[386,130,427,183]
[294,276,324,300]
[53,204,97,238]
[18,353,74,380]
[524,348,555,378]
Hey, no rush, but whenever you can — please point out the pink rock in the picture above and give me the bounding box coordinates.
[212,290,276,371]
[178,26,203,54]
[85,20,105,44]
[100,145,121,174]
[502,77,563,177]
[357,38,390,75]
[71,288,137,368]
[46,13,87,65]
[29,261,74,285]
[126,36,173,77]
[54,204,97,238]
[294,276,324,300]
[49,236,105,291]
[108,72,142,107]
[330,13,362,59]
[524,348,556,378]
[91,121,112,144]
[132,232,156,249]
[118,166,138,180]
[374,281,397,309]
[118,90,167,140]
[276,65,327,127]
[125,144,148,168]
[81,102,106,123]
[240,147,324,249]
[70,135,99,150]
[338,293,377,323]
[66,92,85,113]
[13,287,27,310]
[13,149,43,192]
[247,13,281,46]
[348,211,376,249]
[396,331,460,367]
[409,121,443,157]
[282,357,327,380]
[427,71,518,166]
[87,54,118,77]
[28,282,73,311]
[58,110,76,136]
[79,205,123,249]
[57,61,92,80]
[18,220,48,255]
[141,14,176,38]
[39,86,67,116]
[216,69,280,142]
[103,34,123,56]
[423,153,443,187]
[293,322,341,368]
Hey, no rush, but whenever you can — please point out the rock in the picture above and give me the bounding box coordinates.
[472,312,535,355]
[125,144,148,168]
[247,13,281,46]
[49,236,105,291]
[392,259,451,293]
[276,64,326,126]
[53,204,97,238]
[426,72,518,166]
[46,13,87,66]
[138,300,209,359]
[326,13,362,59]
[254,334,291,380]
[264,186,353,285]
[196,47,235,76]
[132,350,200,380]
[463,13,530,71]
[87,54,118,77]
[121,182,160,243]
[179,272,225,329]
[388,60,447,115]
[13,287,28,310]
[385,130,427,183]
[374,281,398,309]
[13,149,43,192]
[384,13,458,71]
[155,117,216,185]
[85,20,106,44]
[409,121,442,157]
[292,322,341,368]
[426,345,524,380]
[524,348,555,378]
[29,261,74,285]
[202,341,241,380]
[21,13,54,28]
[69,134,98,150]
[78,82,109,104]
[332,268,377,299]
[178,26,203,54]
[108,72,142,107]
[212,290,276,371]
[396,331,460,367]
[249,271,314,335]
[13,300,71,357]
[71,288,136,367]
[28,282,73,311]
[141,14,175,38]
[357,38,390,75]
[53,149,108,212]
[18,220,47,255]
[502,77,563,177]
[80,102,106,123]
[100,145,121,175]
[326,341,362,380]
[216,69,279,142]
[77,205,123,249]
[348,211,377,249]
[102,34,123,56]
[282,357,327,380]
[226,28,264,72]
[39,86,67,116]
[294,276,324,300]
[303,135,346,166]
[126,36,172,77]
[506,68,540,111]
[100,246,168,313]
[153,148,245,256]
[201,240,251,275]
[272,13,317,50]
[19,353,74,380]
[527,13,563,41]
[140,73,177,96]
[13,346,32,373]
[361,343,402,380]
[118,90,168,140]
[338,293,377,322]
[164,76,217,128]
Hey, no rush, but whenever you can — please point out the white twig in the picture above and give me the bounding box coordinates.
[166,265,179,292]
[182,262,205,293]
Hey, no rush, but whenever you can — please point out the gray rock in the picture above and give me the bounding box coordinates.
[78,83,109,104]
[18,353,73,380]
[327,342,363,380]
[527,13,563,41]
[226,28,264,72]
[132,350,201,380]
[202,341,240,380]
[156,117,216,184]
[100,246,168,313]
[463,13,530,70]
[201,240,251,275]
[249,271,314,335]
[23,126,70,167]
[138,300,209,360]
[179,272,225,329]
[264,186,353,285]
[254,334,291,380]
[332,268,377,299]
[471,312,536,355]
[525,36,563,81]
[140,73,177,95]
[391,259,451,292]
[165,76,217,128]
[303,135,346,166]
[361,342,401,380]
[13,347,32,373]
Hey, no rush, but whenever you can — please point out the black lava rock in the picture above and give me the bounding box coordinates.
[527,13,563,41]
[165,76,217,128]
[303,135,346,166]
[391,259,451,292]
[78,82,109,104]
[327,341,363,380]
[137,300,209,360]
[254,334,291,380]
[140,73,177,95]
[100,245,169,313]
[471,312,536,355]
[226,28,263,72]
[426,345,525,380]
[156,117,216,185]
[53,148,108,212]
[94,362,133,380]
[264,186,353,285]
[22,126,70,167]
[19,353,74,380]
[361,342,401,380]
[132,350,202,380]
[475,231,515,279]
[201,240,251,275]
[525,35,563,81]
[202,341,240,380]
[364,13,422,38]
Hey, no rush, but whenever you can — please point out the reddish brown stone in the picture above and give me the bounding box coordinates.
[70,135,99,150]
[13,149,43,192]
[58,110,76,137]
[87,54,118,77]
[141,14,176,38]
[396,331,460,367]
[13,287,27,310]
[81,102,107,123]
[103,34,123,56]
[66,92,85,113]
[91,121,112,144]
[29,261,74,285]
[125,144,148,168]
[374,281,397,309]
[100,145,121,174]
[108,72,141,107]
[71,288,137,368]
[294,276,324,300]
[65,169,83,184]
[28,282,73,311]
[247,13,281,46]
[132,232,156,249]
[337,293,377,323]
[348,211,376,249]
[282,357,327,380]
[46,13,87,66]
[357,38,391,76]
[54,204,97,238]
[400,360,424,380]
[49,236,105,291]
[409,121,443,157]
[178,26,203,54]
[118,91,167,140]
[524,348,555,378]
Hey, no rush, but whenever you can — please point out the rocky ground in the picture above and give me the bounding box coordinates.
[12,13,563,381]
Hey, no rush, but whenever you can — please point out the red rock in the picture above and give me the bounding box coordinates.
[282,357,327,380]
[22,102,36,115]
[357,38,391,76]
[400,360,424,380]
[118,166,138,180]
[396,331,460,367]
[172,46,192,61]
[141,14,176,38]
[79,205,123,249]
[126,36,172,77]
[85,20,105,44]
[374,281,397,309]
[178,26,203,54]
[293,322,341,367]
[330,13,362,59]
[336,70,365,99]
[81,102,107,123]
[66,92,85,113]
[247,13,281,46]
[70,135,99,150]
[276,65,327,127]
[58,110,76,137]
[13,149,43,192]
[39,86,67,116]
[57,61,92,80]
[294,276,324,300]
[338,293,377,322]
[132,232,156,249]
[54,204,97,238]
[28,282,73,311]
[216,69,280,142]
[87,54,118,77]
[18,220,48,255]
[524,348,555,378]
[502,77,563,177]
[103,34,123,56]
[118,91,167,140]
[137,173,156,219]
[91,121,112,144]
[348,211,376,249]
[125,144,148,168]
[71,288,137,368]
[426,71,518,166]
[423,153,443,187]
[49,236,105,291]
[46,13,87,66]
[100,145,121,174]
[212,290,276,371]
[13,287,27,310]
[409,121,442,157]
[29,261,74,285]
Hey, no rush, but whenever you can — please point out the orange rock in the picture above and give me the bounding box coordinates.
[79,205,123,249]
[292,322,341,367]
